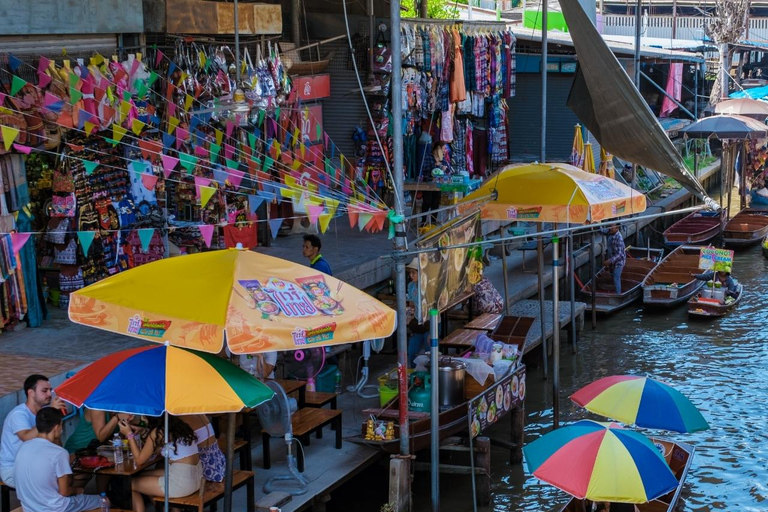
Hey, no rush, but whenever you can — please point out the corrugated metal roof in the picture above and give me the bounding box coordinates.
[513,27,705,62]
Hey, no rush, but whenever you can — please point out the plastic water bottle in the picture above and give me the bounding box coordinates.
[100,492,110,512]
[334,368,343,394]
[112,433,124,468]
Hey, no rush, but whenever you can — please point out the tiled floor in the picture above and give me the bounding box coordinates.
[0,354,83,396]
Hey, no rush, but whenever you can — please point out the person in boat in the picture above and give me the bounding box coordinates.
[406,257,429,367]
[601,224,626,294]
[690,266,739,299]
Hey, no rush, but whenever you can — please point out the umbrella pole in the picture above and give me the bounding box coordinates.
[552,234,560,430]
[536,227,548,379]
[429,309,440,512]
[589,231,596,330]
[568,234,576,354]
[502,239,510,315]
[164,411,169,512]
[224,412,236,512]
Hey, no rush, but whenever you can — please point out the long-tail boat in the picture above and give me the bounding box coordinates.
[579,247,664,314]
[722,209,768,248]
[642,246,706,307]
[662,210,725,246]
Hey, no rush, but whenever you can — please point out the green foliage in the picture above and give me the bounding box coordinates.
[401,0,459,19]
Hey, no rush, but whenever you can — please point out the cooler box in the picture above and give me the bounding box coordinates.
[316,364,338,393]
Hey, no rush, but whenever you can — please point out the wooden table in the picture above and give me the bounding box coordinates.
[72,454,161,508]
[465,313,503,331]
[439,328,481,350]
[272,378,306,407]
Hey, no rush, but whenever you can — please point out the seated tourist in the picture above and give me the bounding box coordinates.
[0,374,65,487]
[14,408,105,512]
[121,415,201,512]
[182,415,226,483]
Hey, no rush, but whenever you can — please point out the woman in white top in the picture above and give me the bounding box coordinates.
[182,414,227,482]
[120,415,202,512]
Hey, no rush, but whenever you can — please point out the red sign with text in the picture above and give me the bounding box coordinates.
[295,74,331,101]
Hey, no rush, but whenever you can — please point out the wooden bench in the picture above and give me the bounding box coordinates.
[216,437,252,471]
[151,469,254,512]
[1,481,14,512]
[262,408,342,473]
[304,391,339,438]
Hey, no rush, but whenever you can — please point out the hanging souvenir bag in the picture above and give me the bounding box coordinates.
[52,156,74,193]
[51,193,77,218]
[45,217,70,244]
[54,238,78,265]
[58,266,85,292]
[372,30,392,74]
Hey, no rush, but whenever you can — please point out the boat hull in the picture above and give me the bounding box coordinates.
[559,439,695,512]
[580,248,664,314]
[663,210,725,246]
[642,246,706,307]
[687,285,742,318]
[722,209,768,248]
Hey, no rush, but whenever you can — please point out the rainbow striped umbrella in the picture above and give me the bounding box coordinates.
[570,375,709,433]
[56,344,274,416]
[523,420,679,503]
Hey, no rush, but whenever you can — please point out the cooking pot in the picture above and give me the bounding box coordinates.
[436,358,466,407]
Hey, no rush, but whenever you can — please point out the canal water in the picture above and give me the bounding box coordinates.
[461,244,768,512]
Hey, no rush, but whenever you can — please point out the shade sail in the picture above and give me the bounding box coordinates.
[560,0,709,201]
[69,248,396,354]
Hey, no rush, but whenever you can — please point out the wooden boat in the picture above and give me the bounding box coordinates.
[662,210,725,246]
[560,439,694,512]
[687,284,743,318]
[642,246,706,307]
[350,364,526,454]
[722,209,768,248]
[579,247,664,314]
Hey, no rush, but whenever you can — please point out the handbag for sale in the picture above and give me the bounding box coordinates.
[45,217,70,244]
[58,265,84,292]
[54,239,78,265]
[51,193,77,218]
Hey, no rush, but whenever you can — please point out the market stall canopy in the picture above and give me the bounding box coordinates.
[461,162,646,223]
[714,98,768,120]
[681,114,768,140]
[559,0,712,204]
[69,248,396,354]
[570,375,709,433]
[523,420,679,503]
[56,344,275,416]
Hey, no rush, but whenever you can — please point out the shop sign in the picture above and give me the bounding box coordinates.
[468,365,526,439]
[415,212,481,324]
[300,103,324,144]
[699,247,734,272]
[295,74,331,101]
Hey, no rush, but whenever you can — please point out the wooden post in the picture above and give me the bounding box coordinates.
[389,457,412,512]
[475,437,491,506]
[510,405,525,464]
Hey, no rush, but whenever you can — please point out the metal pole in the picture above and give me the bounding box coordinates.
[429,309,440,512]
[369,0,375,73]
[292,0,301,46]
[726,144,733,218]
[468,0,474,20]
[568,234,576,354]
[234,0,240,86]
[502,240,510,315]
[720,43,729,101]
[420,0,428,18]
[552,234,560,430]
[224,413,236,512]
[164,412,169,512]
[741,141,747,211]
[589,231,596,329]
[391,0,411,463]
[541,0,548,163]
[633,0,641,88]
[536,226,548,379]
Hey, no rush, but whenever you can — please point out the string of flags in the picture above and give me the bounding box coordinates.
[0,50,398,239]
